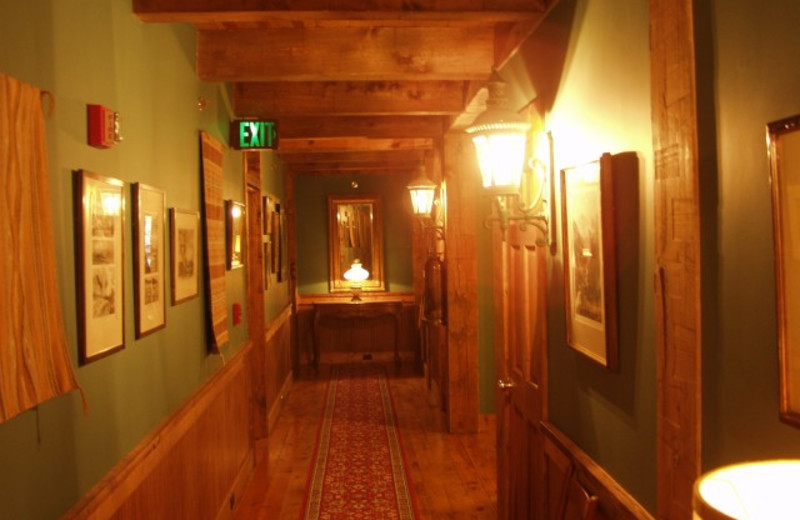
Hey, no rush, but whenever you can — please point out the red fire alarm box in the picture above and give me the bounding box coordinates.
[87,104,118,149]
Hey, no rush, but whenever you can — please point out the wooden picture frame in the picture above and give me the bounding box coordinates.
[327,195,385,292]
[73,170,126,365]
[274,202,282,278]
[170,208,200,305]
[226,200,245,270]
[560,154,618,370]
[132,183,166,338]
[768,114,800,427]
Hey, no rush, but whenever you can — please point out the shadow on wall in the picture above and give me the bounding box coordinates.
[502,0,582,113]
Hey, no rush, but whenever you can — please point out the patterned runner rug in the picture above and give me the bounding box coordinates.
[302,365,417,520]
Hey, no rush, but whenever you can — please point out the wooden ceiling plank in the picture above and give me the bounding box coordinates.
[278,137,433,153]
[234,81,467,117]
[280,150,423,164]
[197,26,493,82]
[278,116,446,139]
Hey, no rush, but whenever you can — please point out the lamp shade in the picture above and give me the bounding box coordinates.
[693,460,800,519]
[466,77,530,194]
[406,168,437,217]
[343,259,369,283]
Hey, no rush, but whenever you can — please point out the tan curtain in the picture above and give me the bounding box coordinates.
[200,131,229,353]
[0,74,82,423]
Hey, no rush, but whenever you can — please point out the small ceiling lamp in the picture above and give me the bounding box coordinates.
[466,71,531,195]
[406,161,437,217]
[343,259,369,301]
[693,459,800,519]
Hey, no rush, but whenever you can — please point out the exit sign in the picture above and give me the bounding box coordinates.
[230,120,278,150]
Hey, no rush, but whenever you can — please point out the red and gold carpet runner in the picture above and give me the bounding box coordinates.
[302,365,417,520]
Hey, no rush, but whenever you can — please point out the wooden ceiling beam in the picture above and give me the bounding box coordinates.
[278,137,432,154]
[197,26,493,82]
[288,161,419,174]
[278,116,446,139]
[134,1,549,24]
[280,150,423,164]
[234,81,467,117]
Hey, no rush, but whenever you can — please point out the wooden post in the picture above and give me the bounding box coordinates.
[650,0,702,517]
[443,133,480,433]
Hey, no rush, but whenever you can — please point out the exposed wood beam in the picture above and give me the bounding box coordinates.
[278,116,446,139]
[134,0,550,24]
[278,137,432,154]
[234,81,468,117]
[280,150,423,164]
[197,27,493,82]
[288,161,419,174]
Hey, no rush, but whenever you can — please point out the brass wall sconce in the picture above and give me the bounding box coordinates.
[466,71,551,245]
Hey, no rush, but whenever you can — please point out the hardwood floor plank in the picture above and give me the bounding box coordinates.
[233,364,496,519]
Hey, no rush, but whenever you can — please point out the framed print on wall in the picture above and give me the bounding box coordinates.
[560,154,618,370]
[226,200,245,270]
[768,114,800,427]
[170,208,200,305]
[132,183,166,338]
[73,170,125,365]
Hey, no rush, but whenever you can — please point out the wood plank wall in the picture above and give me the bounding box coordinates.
[62,307,295,520]
[542,422,654,520]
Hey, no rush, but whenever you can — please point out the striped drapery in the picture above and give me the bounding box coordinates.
[0,74,82,423]
[200,131,229,353]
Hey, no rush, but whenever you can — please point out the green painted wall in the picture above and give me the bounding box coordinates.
[262,153,291,322]
[702,0,800,469]
[0,2,249,518]
[501,0,657,511]
[294,173,414,295]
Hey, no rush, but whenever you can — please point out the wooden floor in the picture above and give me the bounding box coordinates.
[233,363,497,519]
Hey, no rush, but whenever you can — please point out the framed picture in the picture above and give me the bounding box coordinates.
[73,170,125,365]
[170,208,200,305]
[768,114,800,427]
[226,200,245,270]
[271,204,280,274]
[132,183,166,338]
[263,238,272,290]
[276,202,285,282]
[560,154,618,370]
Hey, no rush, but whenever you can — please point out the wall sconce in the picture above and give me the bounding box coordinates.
[693,459,800,519]
[342,259,369,301]
[406,161,445,244]
[466,71,550,244]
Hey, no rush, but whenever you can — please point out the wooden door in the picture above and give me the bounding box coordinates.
[495,223,549,520]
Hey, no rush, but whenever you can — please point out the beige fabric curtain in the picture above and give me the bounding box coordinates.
[0,74,82,423]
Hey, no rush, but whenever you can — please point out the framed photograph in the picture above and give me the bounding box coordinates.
[271,204,280,274]
[263,194,274,235]
[170,208,200,305]
[226,200,245,270]
[263,237,272,290]
[276,202,285,282]
[132,183,166,338]
[768,114,800,427]
[73,170,125,365]
[560,154,618,370]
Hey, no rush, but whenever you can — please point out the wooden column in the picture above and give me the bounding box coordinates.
[443,133,480,433]
[650,1,702,518]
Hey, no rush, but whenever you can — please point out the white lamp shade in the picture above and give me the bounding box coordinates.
[693,460,800,519]
[343,260,369,282]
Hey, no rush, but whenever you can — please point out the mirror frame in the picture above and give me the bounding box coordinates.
[768,114,800,428]
[328,195,385,293]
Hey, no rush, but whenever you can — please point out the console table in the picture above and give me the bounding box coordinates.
[312,301,403,368]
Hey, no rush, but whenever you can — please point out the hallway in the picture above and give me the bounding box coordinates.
[233,364,497,520]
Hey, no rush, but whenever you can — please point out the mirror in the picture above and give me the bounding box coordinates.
[328,195,385,293]
[768,114,800,428]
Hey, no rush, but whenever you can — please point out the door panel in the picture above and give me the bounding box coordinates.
[496,223,548,520]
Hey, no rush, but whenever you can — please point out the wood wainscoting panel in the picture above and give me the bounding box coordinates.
[63,346,254,520]
[264,305,293,434]
[542,422,653,520]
